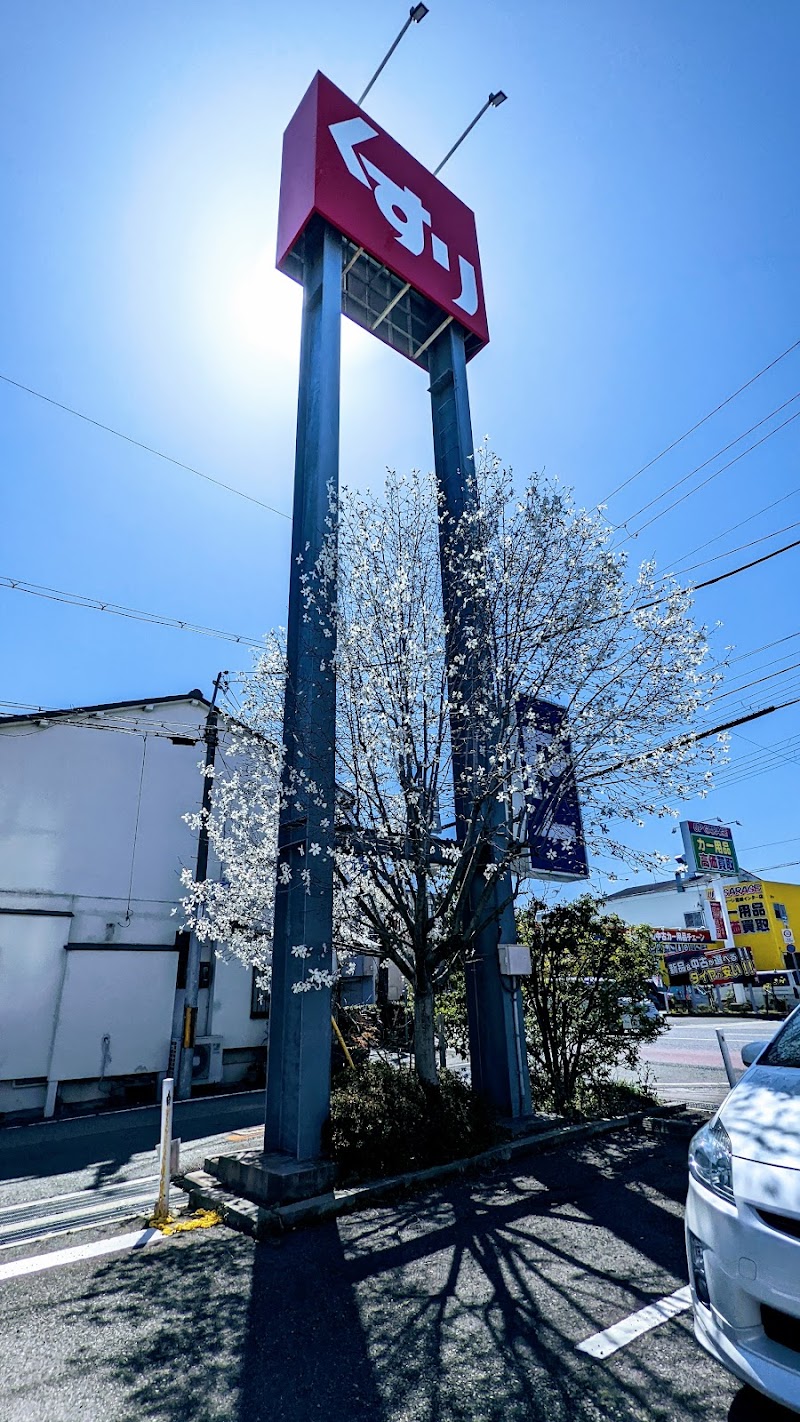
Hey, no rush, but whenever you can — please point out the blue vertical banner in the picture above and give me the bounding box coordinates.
[516,697,589,881]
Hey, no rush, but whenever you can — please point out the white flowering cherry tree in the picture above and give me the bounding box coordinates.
[183,457,723,1086]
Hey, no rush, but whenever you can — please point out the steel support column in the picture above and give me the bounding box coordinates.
[428,320,532,1119]
[264,219,342,1165]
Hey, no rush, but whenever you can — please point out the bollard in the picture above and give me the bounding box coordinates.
[716,1030,738,1089]
[154,1077,174,1222]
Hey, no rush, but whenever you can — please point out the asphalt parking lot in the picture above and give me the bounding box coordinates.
[1,1127,796,1422]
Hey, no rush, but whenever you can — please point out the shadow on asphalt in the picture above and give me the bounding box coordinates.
[728,1386,797,1420]
[33,1130,766,1422]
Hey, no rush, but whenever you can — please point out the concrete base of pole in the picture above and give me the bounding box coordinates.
[496,1112,552,1138]
[206,1149,337,1206]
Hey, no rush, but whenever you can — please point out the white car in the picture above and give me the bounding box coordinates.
[686,1006,800,1412]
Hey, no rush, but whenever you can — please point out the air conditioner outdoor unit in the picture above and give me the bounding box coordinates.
[191,1037,224,1085]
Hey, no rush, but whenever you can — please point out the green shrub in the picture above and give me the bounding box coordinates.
[327,1061,498,1184]
[520,897,665,1116]
[541,1076,660,1122]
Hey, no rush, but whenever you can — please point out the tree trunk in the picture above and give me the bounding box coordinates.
[413,983,439,1087]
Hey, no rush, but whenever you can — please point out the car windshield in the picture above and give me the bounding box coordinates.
[762,1008,800,1068]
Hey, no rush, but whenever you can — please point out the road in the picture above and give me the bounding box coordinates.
[636,1015,780,1111]
[0,1127,793,1422]
[0,1091,266,1248]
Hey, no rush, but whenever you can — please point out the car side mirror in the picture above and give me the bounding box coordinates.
[741,1041,769,1067]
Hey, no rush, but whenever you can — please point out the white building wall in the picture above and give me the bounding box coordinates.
[603,883,712,933]
[0,912,70,1079]
[0,704,204,913]
[0,698,268,1116]
[211,956,269,1050]
[49,947,178,1081]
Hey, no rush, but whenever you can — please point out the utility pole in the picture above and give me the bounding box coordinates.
[176,671,224,1101]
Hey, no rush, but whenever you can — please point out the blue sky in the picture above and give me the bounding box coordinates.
[2,1,800,886]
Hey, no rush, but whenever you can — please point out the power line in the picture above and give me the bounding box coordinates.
[0,574,265,649]
[6,508,799,666]
[723,643,800,688]
[0,715,202,744]
[615,391,800,540]
[615,406,800,546]
[0,372,291,521]
[689,534,800,594]
[710,736,800,790]
[668,517,800,578]
[668,485,800,573]
[594,529,800,630]
[729,630,800,668]
[602,337,800,505]
[587,695,800,781]
[741,834,800,853]
[710,657,800,705]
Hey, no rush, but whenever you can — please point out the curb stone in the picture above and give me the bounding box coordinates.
[177,1103,688,1241]
[641,1110,709,1141]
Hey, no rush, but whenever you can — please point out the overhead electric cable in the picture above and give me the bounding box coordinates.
[709,657,800,704]
[615,392,800,540]
[717,644,800,689]
[587,695,800,781]
[602,337,800,505]
[714,754,800,791]
[740,833,800,854]
[615,407,800,545]
[0,373,291,520]
[729,630,800,667]
[668,486,800,573]
[686,533,800,593]
[665,519,800,578]
[709,734,800,786]
[588,531,800,632]
[0,574,265,648]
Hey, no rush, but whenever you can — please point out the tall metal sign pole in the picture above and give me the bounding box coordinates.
[428,321,531,1116]
[261,218,343,1193]
[213,72,533,1204]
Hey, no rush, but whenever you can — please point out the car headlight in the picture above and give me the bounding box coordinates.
[689,1118,734,1203]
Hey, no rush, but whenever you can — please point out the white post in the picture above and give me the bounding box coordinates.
[716,1029,738,1089]
[155,1076,174,1221]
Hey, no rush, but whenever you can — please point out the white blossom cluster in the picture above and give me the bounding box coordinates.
[181,456,724,1078]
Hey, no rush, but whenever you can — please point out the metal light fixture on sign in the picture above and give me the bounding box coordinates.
[358,3,429,106]
[434,90,509,175]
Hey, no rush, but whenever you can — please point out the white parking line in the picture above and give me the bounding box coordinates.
[576,1286,692,1359]
[0,1227,164,1283]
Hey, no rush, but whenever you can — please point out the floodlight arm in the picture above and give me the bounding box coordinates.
[433,91,507,175]
[358,4,429,107]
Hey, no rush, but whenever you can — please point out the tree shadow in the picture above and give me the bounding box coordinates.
[27,1130,741,1422]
